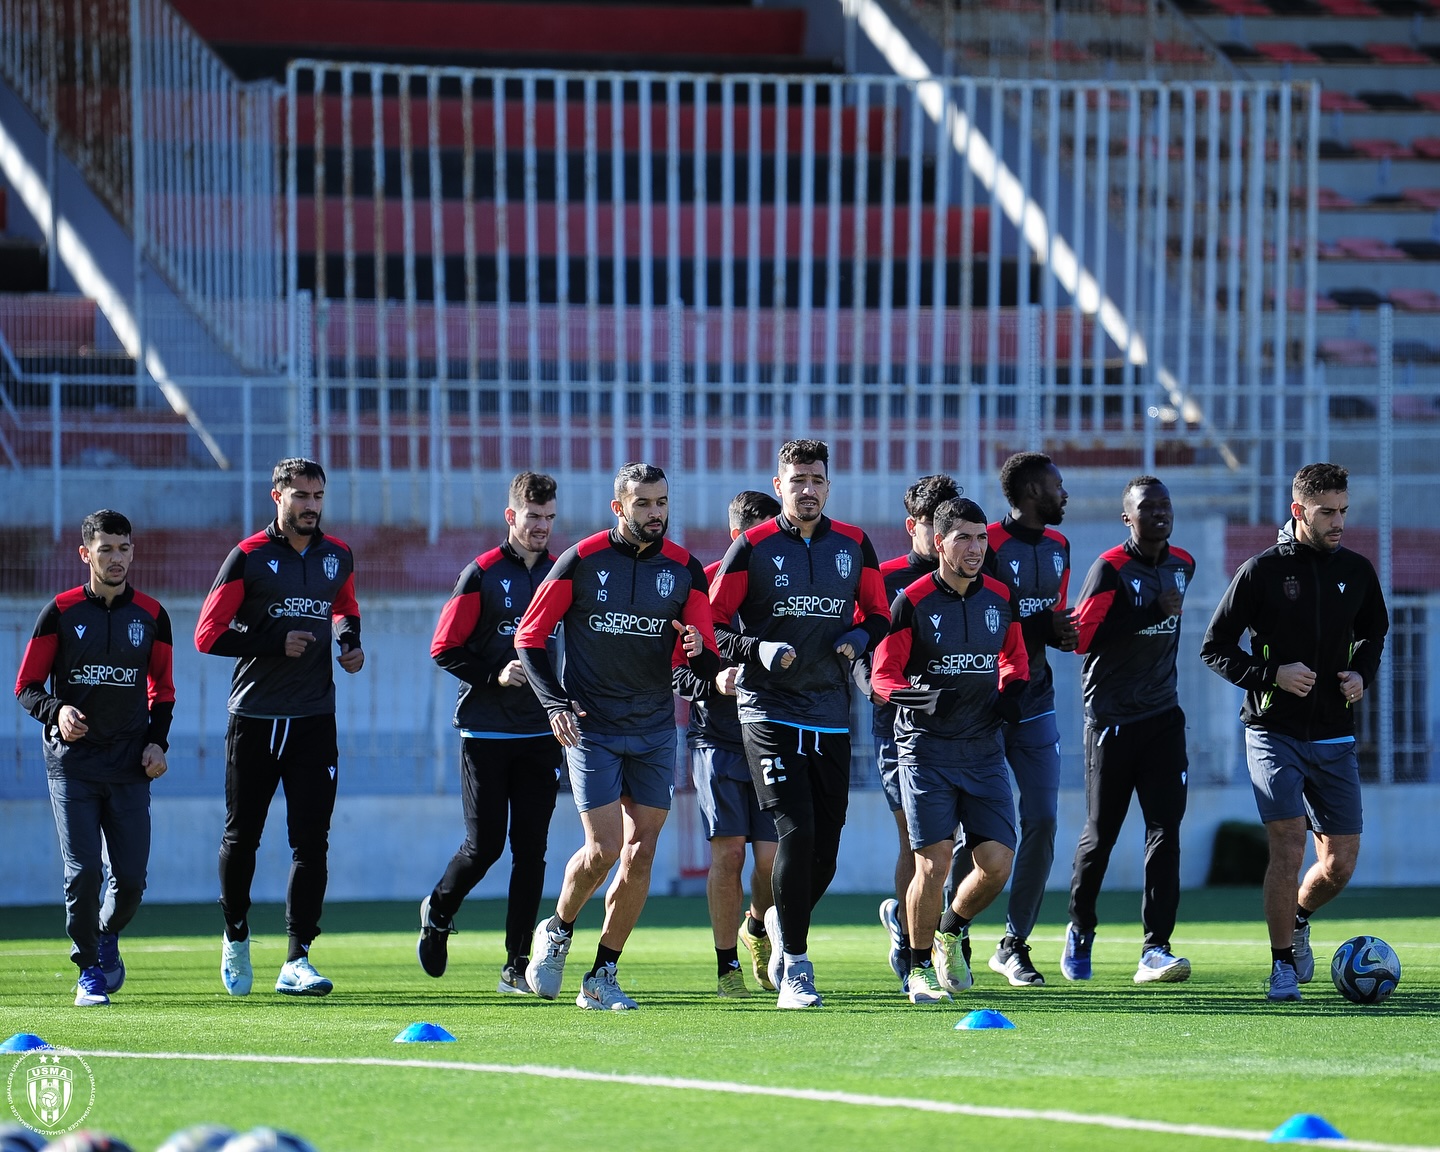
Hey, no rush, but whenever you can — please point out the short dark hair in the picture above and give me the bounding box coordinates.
[510,471,557,508]
[1124,474,1163,502]
[273,457,326,490]
[614,462,666,501]
[903,474,960,521]
[777,439,829,470]
[999,452,1053,508]
[934,497,988,539]
[81,509,132,545]
[728,489,781,533]
[1293,462,1349,503]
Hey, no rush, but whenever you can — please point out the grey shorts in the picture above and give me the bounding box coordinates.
[691,744,777,842]
[567,726,676,812]
[898,735,1017,852]
[873,733,904,813]
[1245,727,1363,835]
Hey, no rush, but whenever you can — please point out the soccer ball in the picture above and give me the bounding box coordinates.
[217,1131,316,1152]
[155,1126,235,1152]
[38,1134,135,1152]
[1330,935,1401,1004]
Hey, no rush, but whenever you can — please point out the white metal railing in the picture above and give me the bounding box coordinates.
[285,63,1319,509]
[0,0,282,371]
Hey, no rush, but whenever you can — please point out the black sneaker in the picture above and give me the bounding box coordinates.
[988,934,1046,986]
[416,895,455,978]
[498,960,533,995]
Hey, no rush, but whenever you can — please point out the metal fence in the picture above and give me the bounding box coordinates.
[0,0,282,371]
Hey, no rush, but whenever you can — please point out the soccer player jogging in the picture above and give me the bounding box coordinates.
[417,472,563,995]
[196,458,364,998]
[872,498,1030,1003]
[708,439,890,1008]
[1200,463,1388,1002]
[869,473,960,989]
[951,453,1077,987]
[674,490,783,997]
[15,510,174,1006]
[517,463,719,1010]
[1062,476,1194,985]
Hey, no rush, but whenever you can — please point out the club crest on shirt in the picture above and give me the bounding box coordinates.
[1283,576,1300,601]
[1174,570,1187,595]
[128,619,145,648]
[835,551,852,579]
[323,554,340,581]
[1053,552,1065,578]
[985,606,1001,634]
[656,569,676,599]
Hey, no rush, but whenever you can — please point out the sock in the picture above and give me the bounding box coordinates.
[556,914,576,935]
[1295,906,1313,928]
[1273,947,1297,967]
[899,931,911,950]
[783,950,809,967]
[913,950,933,969]
[717,947,740,978]
[938,908,969,937]
[588,943,621,978]
[899,944,913,970]
[286,937,308,963]
[507,954,525,970]
[225,920,249,944]
[745,913,766,938]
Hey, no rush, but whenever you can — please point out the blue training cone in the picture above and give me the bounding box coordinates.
[954,1009,1015,1030]
[0,1034,52,1052]
[1268,1114,1345,1142]
[393,1022,457,1043]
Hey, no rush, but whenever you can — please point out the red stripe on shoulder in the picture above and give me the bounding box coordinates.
[576,530,613,558]
[238,529,271,553]
[829,519,865,543]
[987,523,1013,549]
[1168,546,1196,566]
[324,534,352,553]
[1102,545,1131,570]
[1043,528,1068,546]
[55,586,88,613]
[659,538,693,564]
[131,590,164,620]
[981,574,1013,600]
[476,546,506,570]
[744,518,782,545]
[903,574,934,606]
[879,553,911,575]
[704,560,722,582]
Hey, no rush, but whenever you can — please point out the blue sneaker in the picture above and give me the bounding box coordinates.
[1061,922,1093,981]
[75,965,110,1006]
[878,898,909,990]
[1292,921,1314,984]
[96,931,125,992]
[1267,959,1302,1002]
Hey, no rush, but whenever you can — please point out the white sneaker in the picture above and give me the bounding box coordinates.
[879,897,908,989]
[763,904,785,990]
[275,956,334,996]
[221,934,253,997]
[1134,946,1191,984]
[1293,921,1314,984]
[934,930,974,993]
[776,958,823,1008]
[576,962,638,1010]
[525,917,572,1001]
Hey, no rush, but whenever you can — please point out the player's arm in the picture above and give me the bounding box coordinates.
[332,567,362,652]
[1200,562,1269,687]
[851,533,891,654]
[995,589,1030,722]
[1346,562,1390,688]
[514,565,574,717]
[430,564,506,686]
[708,533,756,663]
[144,604,177,752]
[672,560,721,680]
[14,600,63,727]
[1046,545,1077,650]
[194,548,278,657]
[1070,555,1117,656]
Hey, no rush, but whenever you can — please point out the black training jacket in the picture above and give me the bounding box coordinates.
[1201,519,1388,742]
[985,516,1071,721]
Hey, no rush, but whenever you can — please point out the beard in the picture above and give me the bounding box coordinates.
[284,508,322,537]
[1038,495,1066,525]
[624,512,667,544]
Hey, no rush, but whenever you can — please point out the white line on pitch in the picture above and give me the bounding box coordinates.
[69,1049,1438,1152]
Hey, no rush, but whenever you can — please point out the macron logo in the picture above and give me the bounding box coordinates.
[598,571,610,586]
[929,614,942,629]
[772,556,785,571]
[1338,582,1347,594]
[74,624,86,639]
[268,560,279,573]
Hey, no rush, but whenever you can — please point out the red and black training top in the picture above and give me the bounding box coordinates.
[872,572,1029,744]
[15,584,175,780]
[1072,538,1196,728]
[194,522,361,719]
[514,528,719,735]
[430,540,556,738]
[985,516,1071,721]
[869,549,941,739]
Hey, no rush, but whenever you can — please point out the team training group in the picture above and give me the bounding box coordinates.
[15,445,1388,1010]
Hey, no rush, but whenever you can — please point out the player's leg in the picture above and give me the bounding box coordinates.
[1291,738,1363,987]
[275,715,339,995]
[1245,727,1315,998]
[992,713,1059,986]
[905,839,956,1002]
[874,731,913,984]
[47,774,108,1003]
[1132,707,1190,983]
[738,777,778,991]
[498,737,562,991]
[693,742,747,991]
[1064,721,1134,979]
[217,714,284,995]
[806,730,851,909]
[94,773,151,994]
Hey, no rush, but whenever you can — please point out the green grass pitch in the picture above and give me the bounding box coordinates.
[2,888,1437,1151]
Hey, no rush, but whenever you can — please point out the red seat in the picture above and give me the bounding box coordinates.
[1413,92,1440,112]
[1320,90,1369,112]
[1349,138,1416,158]
[1391,288,1440,312]
[1255,42,1322,63]
[1334,236,1410,260]
[1411,137,1440,158]
[1367,43,1432,64]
